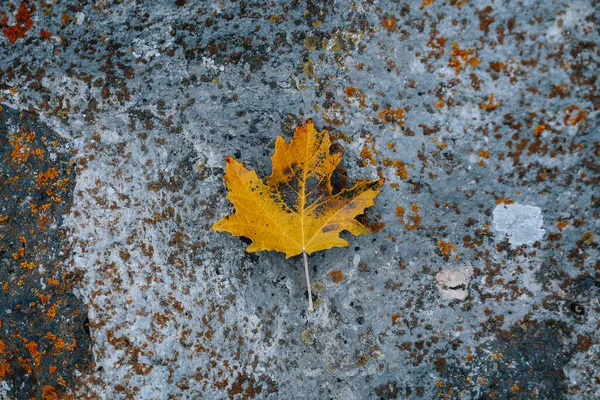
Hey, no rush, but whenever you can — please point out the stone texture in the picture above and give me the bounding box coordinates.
[0,0,598,399]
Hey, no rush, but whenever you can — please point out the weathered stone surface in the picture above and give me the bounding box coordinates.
[0,104,92,399]
[0,0,598,399]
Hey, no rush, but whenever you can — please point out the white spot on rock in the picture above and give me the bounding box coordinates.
[492,203,545,246]
[436,265,473,301]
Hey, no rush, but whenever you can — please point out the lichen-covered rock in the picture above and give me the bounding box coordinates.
[0,0,598,398]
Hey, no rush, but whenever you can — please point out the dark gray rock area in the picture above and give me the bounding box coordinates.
[0,0,598,399]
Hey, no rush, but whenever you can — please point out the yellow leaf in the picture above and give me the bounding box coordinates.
[212,120,383,258]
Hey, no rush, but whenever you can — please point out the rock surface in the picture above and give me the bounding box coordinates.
[0,0,598,399]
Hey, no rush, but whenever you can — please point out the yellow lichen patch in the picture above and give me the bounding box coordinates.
[480,94,501,111]
[581,231,594,244]
[437,240,456,255]
[303,36,320,50]
[377,108,405,126]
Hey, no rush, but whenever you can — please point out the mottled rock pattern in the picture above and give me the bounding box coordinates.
[0,105,91,399]
[0,0,598,399]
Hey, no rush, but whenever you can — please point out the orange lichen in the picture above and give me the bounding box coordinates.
[40,29,52,40]
[533,125,546,136]
[395,206,405,219]
[377,107,405,126]
[2,2,34,44]
[480,94,501,111]
[381,16,397,33]
[556,220,569,230]
[329,270,344,284]
[449,41,479,75]
[478,150,490,158]
[36,167,59,186]
[47,278,59,286]
[451,0,468,8]
[563,105,587,126]
[20,261,36,269]
[25,340,41,366]
[8,131,44,165]
[437,241,456,255]
[0,359,11,379]
[422,0,433,6]
[42,385,59,400]
[382,158,409,179]
[435,100,444,108]
[391,313,401,324]
[54,338,65,350]
[65,339,77,351]
[393,160,408,179]
[397,204,421,230]
[495,197,514,205]
[47,304,58,318]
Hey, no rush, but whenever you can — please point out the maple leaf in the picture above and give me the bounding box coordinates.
[213,119,383,311]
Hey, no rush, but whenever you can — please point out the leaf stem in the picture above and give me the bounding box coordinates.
[303,251,314,312]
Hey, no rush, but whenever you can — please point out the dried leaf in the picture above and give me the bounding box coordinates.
[212,120,383,258]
